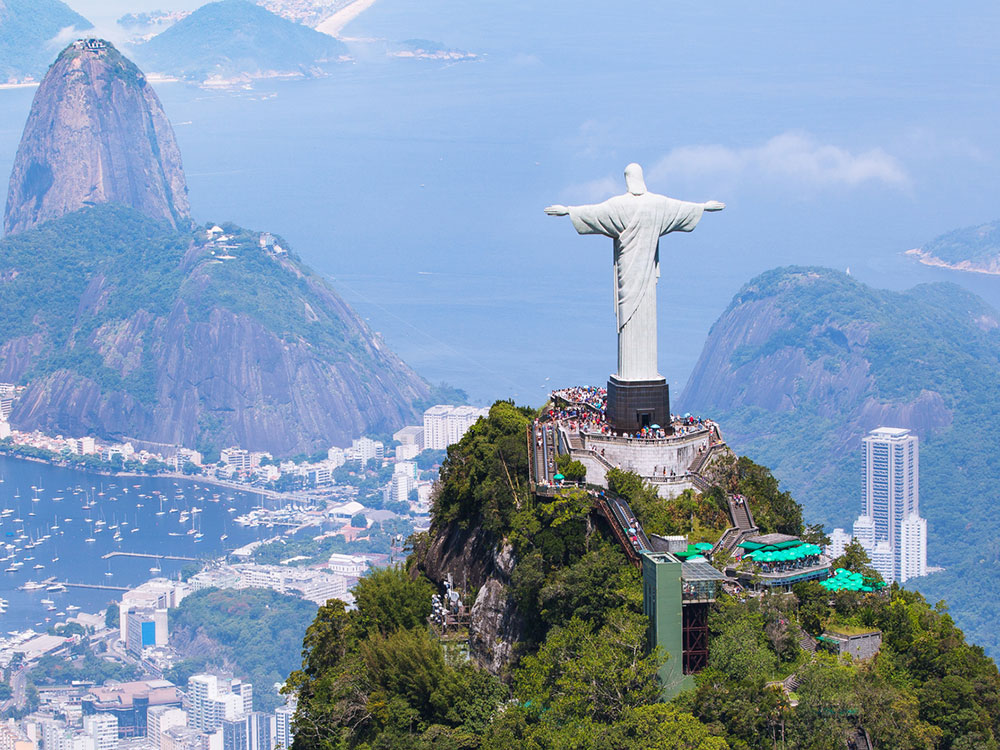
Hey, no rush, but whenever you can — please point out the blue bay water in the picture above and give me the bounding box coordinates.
[0,456,273,631]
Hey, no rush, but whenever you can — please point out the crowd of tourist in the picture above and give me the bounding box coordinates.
[552,386,607,411]
[544,387,721,445]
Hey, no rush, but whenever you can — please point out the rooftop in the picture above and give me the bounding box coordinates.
[86,679,180,708]
[867,427,912,439]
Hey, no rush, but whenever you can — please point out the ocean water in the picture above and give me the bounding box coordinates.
[0,456,275,631]
[1,1,999,405]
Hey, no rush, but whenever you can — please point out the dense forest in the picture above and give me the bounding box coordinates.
[286,401,1000,749]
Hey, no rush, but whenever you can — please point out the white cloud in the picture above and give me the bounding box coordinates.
[560,175,619,203]
[47,25,89,51]
[647,131,909,191]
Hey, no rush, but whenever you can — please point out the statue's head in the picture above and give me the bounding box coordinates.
[624,163,647,195]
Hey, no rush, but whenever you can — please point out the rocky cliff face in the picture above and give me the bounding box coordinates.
[4,40,190,235]
[413,524,526,675]
[0,207,430,454]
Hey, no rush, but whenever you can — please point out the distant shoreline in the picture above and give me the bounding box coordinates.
[904,248,1000,276]
[0,448,308,503]
[317,0,379,37]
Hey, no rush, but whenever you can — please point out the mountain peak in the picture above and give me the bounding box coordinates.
[3,39,190,235]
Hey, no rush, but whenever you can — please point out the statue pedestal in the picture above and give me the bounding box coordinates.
[606,376,671,434]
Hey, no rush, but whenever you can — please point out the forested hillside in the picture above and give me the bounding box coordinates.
[0,205,429,454]
[680,266,1000,656]
[286,401,1000,749]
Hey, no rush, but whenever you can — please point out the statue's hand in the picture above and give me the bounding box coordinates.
[544,205,569,216]
[703,200,725,212]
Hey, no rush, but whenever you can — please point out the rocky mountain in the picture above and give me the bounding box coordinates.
[131,0,347,85]
[0,206,430,455]
[0,0,91,83]
[4,40,190,235]
[0,42,429,454]
[905,219,1000,275]
[680,265,1000,655]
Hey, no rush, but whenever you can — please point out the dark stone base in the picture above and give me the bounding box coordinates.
[606,376,671,434]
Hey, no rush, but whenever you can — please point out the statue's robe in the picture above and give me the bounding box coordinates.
[569,192,703,381]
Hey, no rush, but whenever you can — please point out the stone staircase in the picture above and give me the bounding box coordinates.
[798,628,818,654]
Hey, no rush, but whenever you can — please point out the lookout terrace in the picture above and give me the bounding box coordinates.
[533,386,728,499]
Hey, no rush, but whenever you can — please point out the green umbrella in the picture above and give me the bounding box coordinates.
[553,473,565,480]
[695,542,713,551]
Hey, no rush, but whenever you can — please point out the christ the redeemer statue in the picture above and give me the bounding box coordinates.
[545,163,724,383]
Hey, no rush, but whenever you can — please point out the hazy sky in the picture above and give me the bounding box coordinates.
[19,0,1000,403]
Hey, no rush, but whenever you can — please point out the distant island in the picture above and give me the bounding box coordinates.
[130,0,348,86]
[0,0,91,84]
[905,219,1000,275]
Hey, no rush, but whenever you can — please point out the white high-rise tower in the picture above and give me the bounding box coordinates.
[858,427,927,583]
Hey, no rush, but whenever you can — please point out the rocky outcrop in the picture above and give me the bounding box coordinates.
[414,524,526,675]
[4,40,190,235]
[0,206,430,454]
[680,268,956,447]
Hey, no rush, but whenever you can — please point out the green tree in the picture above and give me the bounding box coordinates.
[104,604,119,630]
[707,597,777,687]
[353,566,434,638]
[514,608,663,725]
[554,453,587,483]
[830,540,883,583]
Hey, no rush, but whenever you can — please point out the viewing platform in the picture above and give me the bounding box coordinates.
[542,385,727,498]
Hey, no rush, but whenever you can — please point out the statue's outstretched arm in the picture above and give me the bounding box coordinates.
[702,201,725,212]
[544,205,569,216]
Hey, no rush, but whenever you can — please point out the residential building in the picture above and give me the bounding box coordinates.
[146,707,186,750]
[395,443,420,461]
[307,465,332,486]
[160,726,202,750]
[125,608,168,656]
[855,427,928,583]
[220,449,251,473]
[326,447,346,468]
[422,405,488,450]
[220,719,246,750]
[69,437,97,455]
[186,676,252,733]
[172,449,203,470]
[348,438,383,466]
[900,514,928,582]
[119,580,187,643]
[392,425,424,450]
[387,473,412,505]
[870,540,894,582]
[82,715,118,750]
[273,699,295,750]
[826,527,853,559]
[327,554,368,578]
[0,720,35,750]
[852,515,876,553]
